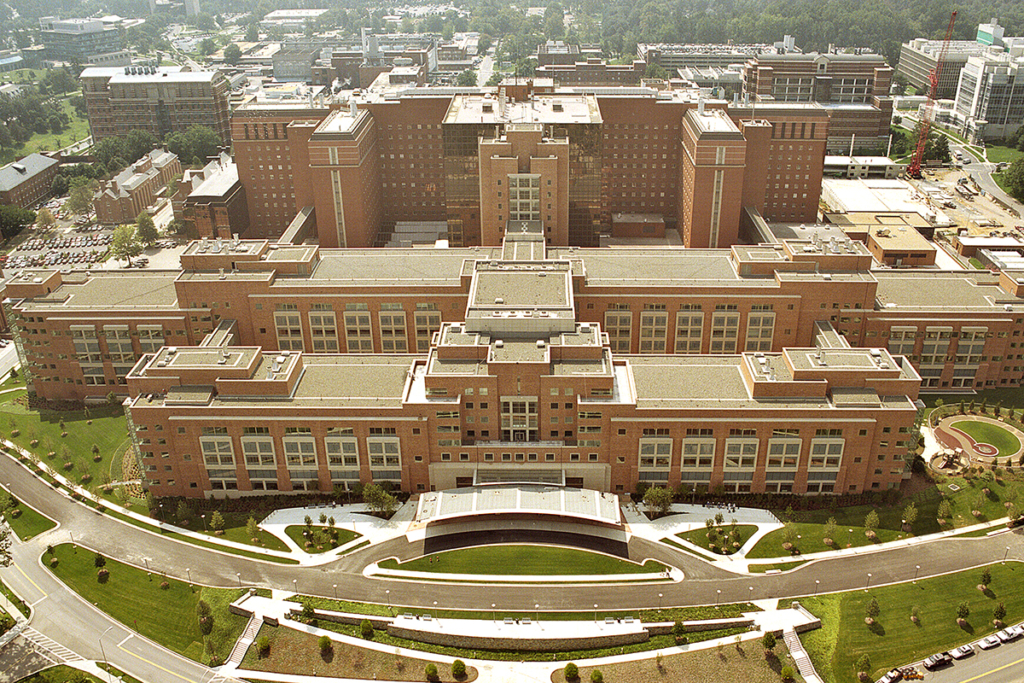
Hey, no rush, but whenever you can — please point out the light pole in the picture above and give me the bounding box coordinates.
[333,584,338,599]
[914,565,920,582]
[716,589,721,607]
[658,593,663,610]
[815,580,819,596]
[386,589,390,610]
[292,579,297,595]
[201,514,207,532]
[69,530,74,546]
[866,573,872,591]
[143,558,149,573]
[1004,547,1011,564]
[492,604,496,622]
[236,572,241,588]
[535,603,539,622]
[98,625,114,666]
[594,604,598,623]
[186,567,191,585]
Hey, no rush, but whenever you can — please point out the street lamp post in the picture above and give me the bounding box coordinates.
[1004,546,1011,564]
[492,604,496,622]
[186,567,191,585]
[236,572,241,588]
[292,579,297,595]
[386,589,390,610]
[716,589,721,607]
[658,593,663,610]
[201,514,207,532]
[914,565,920,582]
[815,580,820,595]
[98,626,114,666]
[594,604,598,623]
[866,573,872,591]
[69,530,74,546]
[333,584,338,599]
[535,603,539,622]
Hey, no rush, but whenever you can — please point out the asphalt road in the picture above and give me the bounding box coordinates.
[922,635,1024,683]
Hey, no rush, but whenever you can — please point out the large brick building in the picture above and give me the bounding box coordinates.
[0,154,60,209]
[80,66,231,143]
[93,149,180,225]
[231,84,829,248]
[11,223,1024,498]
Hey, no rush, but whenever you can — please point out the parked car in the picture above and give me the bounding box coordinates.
[922,652,952,670]
[978,635,1001,650]
[949,645,974,659]
[876,668,904,683]
[996,628,1020,642]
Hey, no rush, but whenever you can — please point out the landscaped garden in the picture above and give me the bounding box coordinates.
[801,561,1024,683]
[0,493,56,541]
[285,520,361,553]
[949,419,1022,457]
[675,522,757,555]
[45,544,250,666]
[378,546,667,575]
[241,625,478,682]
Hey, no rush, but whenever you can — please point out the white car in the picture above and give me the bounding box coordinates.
[979,635,1001,649]
[996,628,1020,642]
[949,644,974,659]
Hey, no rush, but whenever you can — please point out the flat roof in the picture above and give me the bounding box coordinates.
[874,271,1019,310]
[444,93,601,125]
[415,484,621,526]
[25,273,179,309]
[288,355,411,407]
[470,266,571,309]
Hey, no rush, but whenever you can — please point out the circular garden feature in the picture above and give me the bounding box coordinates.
[947,418,1023,459]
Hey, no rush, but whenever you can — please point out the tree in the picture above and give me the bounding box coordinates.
[456,69,477,87]
[856,654,871,674]
[224,44,242,66]
[51,175,69,197]
[866,598,880,621]
[65,181,94,216]
[36,207,55,228]
[762,631,776,655]
[196,599,213,634]
[0,524,9,568]
[864,510,879,534]
[957,601,970,621]
[644,62,669,80]
[175,500,193,524]
[136,211,158,245]
[246,516,259,540]
[451,659,466,677]
[564,663,579,680]
[318,634,332,652]
[643,486,673,517]
[199,38,217,56]
[425,663,439,682]
[362,482,398,517]
[823,516,837,543]
[903,502,918,530]
[981,567,992,587]
[111,224,143,265]
[590,670,603,683]
[209,510,225,532]
[937,499,952,520]
[1005,158,1024,202]
[0,205,36,239]
[245,23,260,42]
[995,602,1007,622]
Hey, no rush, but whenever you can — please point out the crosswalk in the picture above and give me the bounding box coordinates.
[21,627,84,664]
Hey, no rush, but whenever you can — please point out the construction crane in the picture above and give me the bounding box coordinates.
[908,10,957,178]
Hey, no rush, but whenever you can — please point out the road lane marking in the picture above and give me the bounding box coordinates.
[959,654,1024,682]
[118,634,133,647]
[14,563,45,595]
[29,596,48,607]
[117,644,204,683]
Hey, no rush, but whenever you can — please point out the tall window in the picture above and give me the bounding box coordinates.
[137,325,166,354]
[745,310,775,352]
[309,308,339,353]
[639,311,668,353]
[675,311,703,354]
[888,327,916,356]
[326,435,360,489]
[681,439,714,486]
[501,399,538,442]
[604,310,632,352]
[284,432,318,491]
[274,309,304,351]
[639,438,672,482]
[414,306,442,352]
[344,305,373,353]
[710,312,739,354]
[379,306,408,352]
[508,174,540,221]
[367,437,401,483]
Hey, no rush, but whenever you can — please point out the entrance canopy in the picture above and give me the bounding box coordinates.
[414,484,622,527]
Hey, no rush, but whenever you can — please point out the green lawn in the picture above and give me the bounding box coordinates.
[46,544,249,665]
[986,145,1024,164]
[746,521,906,558]
[3,499,56,540]
[284,524,361,553]
[13,665,104,683]
[802,562,1024,683]
[0,402,129,491]
[675,524,757,555]
[16,97,91,156]
[378,546,667,575]
[171,510,290,552]
[950,420,1022,457]
[0,578,29,618]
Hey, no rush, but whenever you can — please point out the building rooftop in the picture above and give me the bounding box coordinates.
[873,271,1021,310]
[444,93,602,125]
[0,154,59,192]
[288,355,411,407]
[304,248,493,285]
[415,484,621,526]
[25,273,179,309]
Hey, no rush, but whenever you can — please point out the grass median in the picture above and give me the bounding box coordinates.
[378,545,667,575]
[45,543,249,665]
[801,561,1024,683]
[285,524,361,553]
[675,524,757,555]
[2,497,56,540]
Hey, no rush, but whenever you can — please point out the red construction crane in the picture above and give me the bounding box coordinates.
[908,10,957,178]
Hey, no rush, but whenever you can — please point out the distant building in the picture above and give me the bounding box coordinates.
[177,153,248,239]
[824,155,906,179]
[953,51,1024,142]
[638,36,799,71]
[0,154,60,209]
[38,17,123,64]
[93,149,181,225]
[537,41,580,66]
[80,66,231,143]
[261,9,329,28]
[743,51,894,154]
[536,58,646,87]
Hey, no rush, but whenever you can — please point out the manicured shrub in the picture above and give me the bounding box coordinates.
[451,659,466,677]
[425,662,439,681]
[318,635,332,653]
[257,634,270,656]
[48,557,58,568]
[97,568,109,582]
[780,665,795,681]
[360,618,374,639]
[590,670,603,683]
[564,662,579,680]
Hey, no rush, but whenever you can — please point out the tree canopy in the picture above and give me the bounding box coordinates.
[111,224,143,264]
[0,205,35,240]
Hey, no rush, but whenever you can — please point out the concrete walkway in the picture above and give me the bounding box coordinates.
[223,592,821,683]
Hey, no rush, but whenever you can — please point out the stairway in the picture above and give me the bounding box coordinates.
[225,615,261,667]
[783,628,824,683]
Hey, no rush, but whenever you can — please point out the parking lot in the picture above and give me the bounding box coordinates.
[881,623,1024,682]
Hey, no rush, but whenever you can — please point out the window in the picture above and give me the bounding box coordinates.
[639,311,669,352]
[745,312,775,352]
[283,435,317,467]
[710,312,739,353]
[675,312,703,353]
[274,312,304,351]
[604,311,632,352]
[344,311,373,352]
[724,439,757,468]
[367,436,401,481]
[809,439,844,468]
[379,310,408,352]
[888,327,916,356]
[309,312,339,352]
[766,439,800,468]
[241,436,275,466]
[201,435,234,467]
[414,308,442,352]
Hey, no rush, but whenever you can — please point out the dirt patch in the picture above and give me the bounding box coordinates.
[241,625,478,682]
[549,640,799,683]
